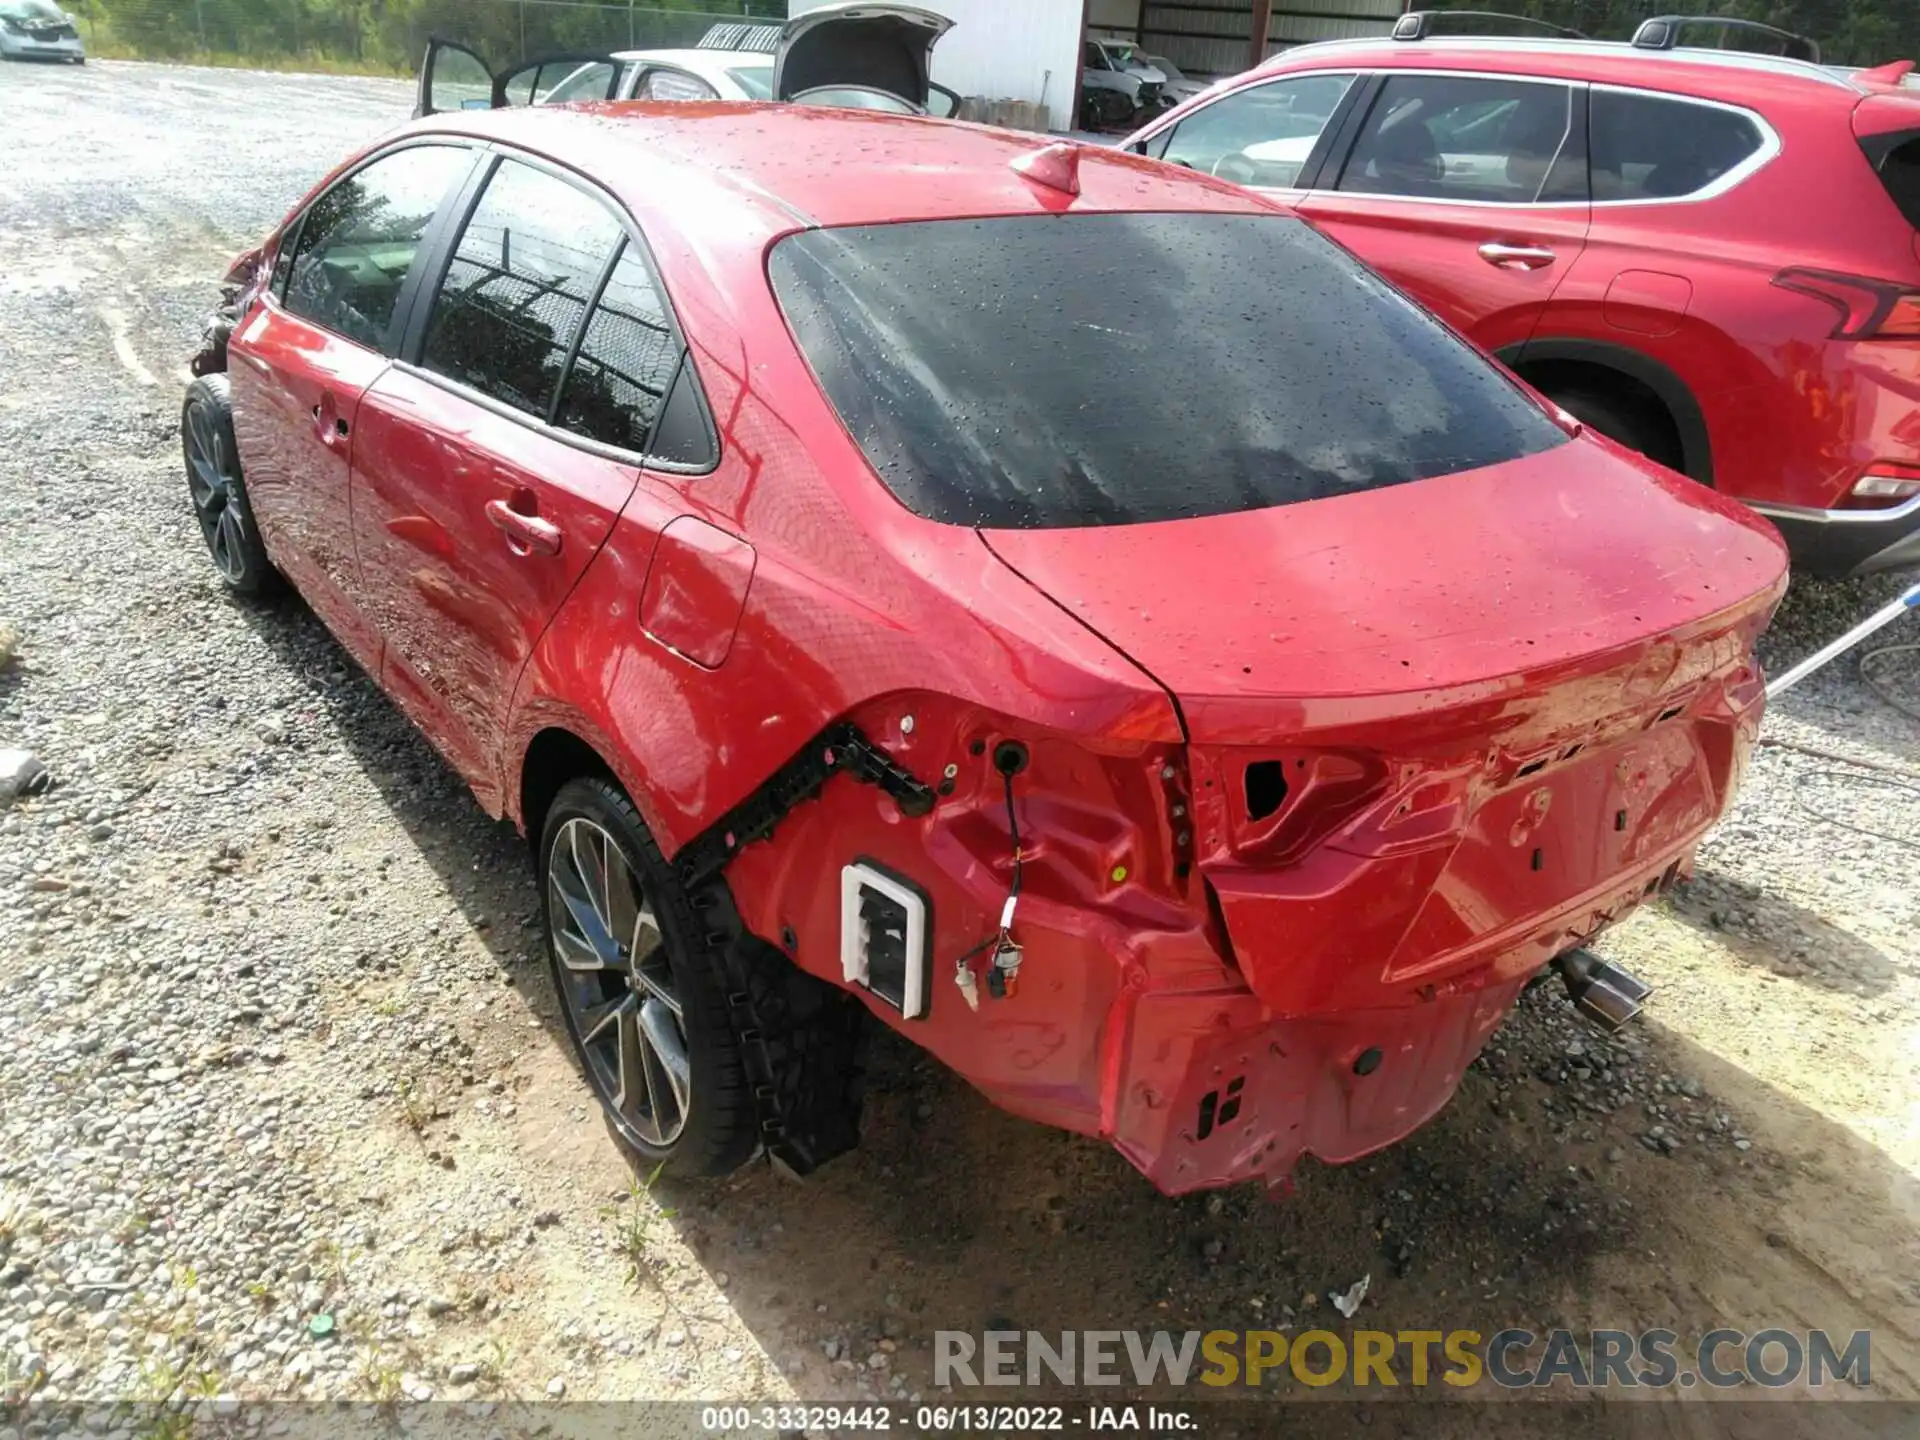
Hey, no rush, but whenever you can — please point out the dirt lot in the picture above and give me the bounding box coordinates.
[0,57,1917,1431]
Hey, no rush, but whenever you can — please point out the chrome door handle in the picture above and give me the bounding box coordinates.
[485,498,562,557]
[1478,242,1558,270]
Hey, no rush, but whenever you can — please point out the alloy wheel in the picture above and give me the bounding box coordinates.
[547,817,691,1149]
[184,396,249,586]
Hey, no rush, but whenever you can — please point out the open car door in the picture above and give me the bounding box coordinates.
[415,37,626,118]
[773,3,954,114]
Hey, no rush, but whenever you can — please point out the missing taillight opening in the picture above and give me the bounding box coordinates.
[1244,760,1290,821]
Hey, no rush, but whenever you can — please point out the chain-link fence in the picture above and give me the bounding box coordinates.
[70,0,784,74]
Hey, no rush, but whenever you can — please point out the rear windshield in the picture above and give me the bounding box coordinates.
[769,213,1565,529]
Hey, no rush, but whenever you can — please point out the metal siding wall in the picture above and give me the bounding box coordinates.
[1138,0,1399,77]
[787,0,1087,131]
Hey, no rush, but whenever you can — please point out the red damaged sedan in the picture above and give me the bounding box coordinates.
[180,101,1786,1194]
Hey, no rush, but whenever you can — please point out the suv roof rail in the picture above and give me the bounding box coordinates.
[697,21,782,54]
[1391,10,1586,42]
[1630,15,1820,62]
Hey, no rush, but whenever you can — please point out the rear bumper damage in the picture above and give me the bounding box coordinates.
[1107,845,1688,1195]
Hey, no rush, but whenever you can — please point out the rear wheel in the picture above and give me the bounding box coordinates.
[540,777,759,1175]
[182,375,280,596]
[1547,384,1686,475]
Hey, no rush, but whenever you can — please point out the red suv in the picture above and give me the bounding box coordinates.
[1127,14,1920,577]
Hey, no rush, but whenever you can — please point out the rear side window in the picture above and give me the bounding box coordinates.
[636,67,718,102]
[1337,74,1578,204]
[1589,89,1765,201]
[1861,129,1920,228]
[282,144,472,350]
[421,159,624,420]
[1149,73,1354,189]
[769,213,1566,530]
[553,240,682,453]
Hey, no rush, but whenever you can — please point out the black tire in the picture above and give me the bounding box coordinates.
[1549,384,1686,474]
[182,374,281,596]
[539,776,758,1177]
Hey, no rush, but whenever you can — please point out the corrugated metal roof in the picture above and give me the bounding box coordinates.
[697,22,781,54]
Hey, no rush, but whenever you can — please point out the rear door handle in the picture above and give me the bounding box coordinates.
[485,497,562,557]
[1478,241,1558,270]
[311,402,349,445]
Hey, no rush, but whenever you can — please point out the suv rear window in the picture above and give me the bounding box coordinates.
[1589,90,1765,201]
[769,213,1565,529]
[1863,129,1920,228]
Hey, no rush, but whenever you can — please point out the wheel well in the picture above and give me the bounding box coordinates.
[519,728,614,845]
[1519,357,1684,454]
[1506,343,1712,485]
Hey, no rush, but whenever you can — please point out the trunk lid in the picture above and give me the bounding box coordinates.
[982,440,1784,743]
[774,2,952,110]
[984,442,1787,1018]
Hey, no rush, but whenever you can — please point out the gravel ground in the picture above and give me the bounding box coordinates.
[0,57,1917,1425]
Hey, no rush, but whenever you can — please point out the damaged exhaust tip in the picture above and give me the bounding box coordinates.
[1553,947,1653,1033]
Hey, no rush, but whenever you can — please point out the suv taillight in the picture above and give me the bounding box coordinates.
[1773,267,1920,339]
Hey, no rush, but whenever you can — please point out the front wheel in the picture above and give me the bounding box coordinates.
[539,777,760,1175]
[182,374,280,595]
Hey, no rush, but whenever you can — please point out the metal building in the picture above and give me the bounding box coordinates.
[1087,0,1404,77]
[788,0,1403,130]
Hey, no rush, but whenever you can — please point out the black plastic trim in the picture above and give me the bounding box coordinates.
[673,723,936,892]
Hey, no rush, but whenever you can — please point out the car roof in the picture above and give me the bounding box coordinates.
[1258,35,1868,107]
[606,46,770,71]
[412,102,1276,232]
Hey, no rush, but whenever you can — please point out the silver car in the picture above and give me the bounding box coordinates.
[0,0,83,62]
[417,3,957,120]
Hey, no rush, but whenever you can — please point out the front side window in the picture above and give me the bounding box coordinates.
[1336,74,1576,203]
[770,213,1566,530]
[538,61,622,105]
[727,65,774,99]
[421,159,624,419]
[553,241,681,453]
[1150,73,1354,188]
[636,67,717,102]
[423,43,492,114]
[282,144,472,350]
[1084,42,1108,71]
[1589,89,1764,201]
